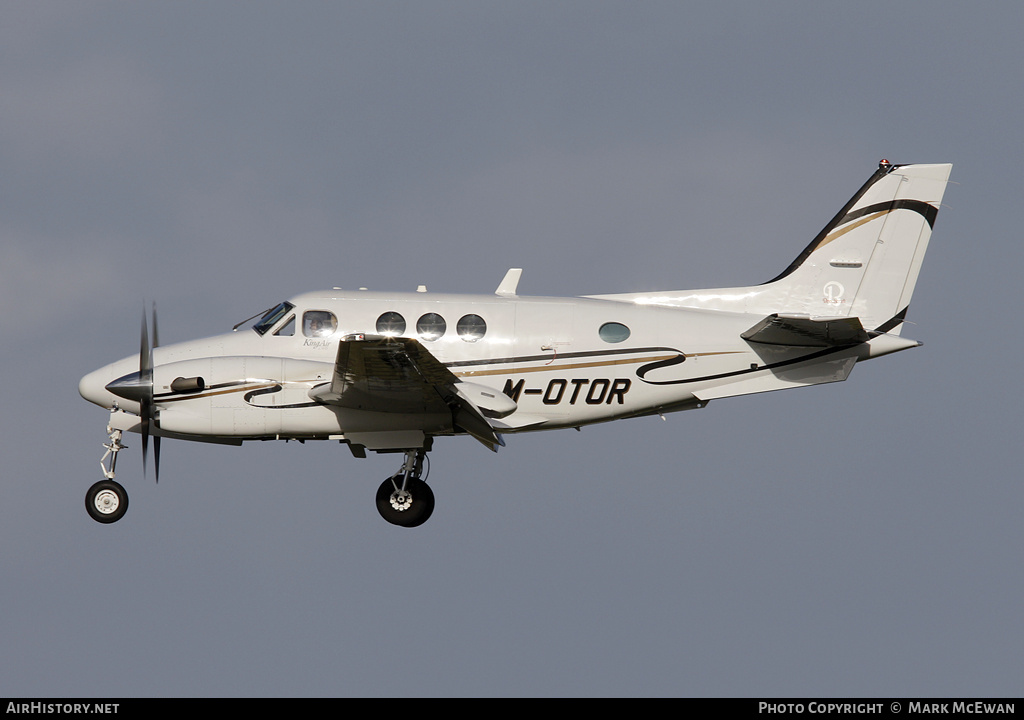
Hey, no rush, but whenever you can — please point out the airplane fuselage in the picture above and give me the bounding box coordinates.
[79,288,902,451]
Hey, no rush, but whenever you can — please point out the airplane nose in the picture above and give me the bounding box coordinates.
[79,367,116,408]
[105,371,149,402]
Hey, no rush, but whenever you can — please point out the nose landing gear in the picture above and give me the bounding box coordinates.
[376,449,435,528]
[86,422,129,524]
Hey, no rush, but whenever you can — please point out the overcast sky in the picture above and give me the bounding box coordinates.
[2,1,1022,697]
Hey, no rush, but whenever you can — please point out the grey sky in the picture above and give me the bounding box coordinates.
[2,1,1021,696]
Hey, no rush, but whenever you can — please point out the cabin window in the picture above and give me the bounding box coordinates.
[598,322,630,343]
[457,314,487,342]
[376,312,406,336]
[303,311,337,338]
[416,313,446,341]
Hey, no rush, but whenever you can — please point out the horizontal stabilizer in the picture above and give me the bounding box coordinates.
[742,314,868,347]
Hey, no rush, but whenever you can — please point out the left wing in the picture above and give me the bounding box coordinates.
[308,334,505,451]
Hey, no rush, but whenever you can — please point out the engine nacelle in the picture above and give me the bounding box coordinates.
[456,381,517,419]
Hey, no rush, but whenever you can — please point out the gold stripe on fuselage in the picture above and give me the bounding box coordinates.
[453,351,741,378]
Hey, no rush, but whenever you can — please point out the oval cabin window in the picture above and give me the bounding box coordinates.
[598,322,630,343]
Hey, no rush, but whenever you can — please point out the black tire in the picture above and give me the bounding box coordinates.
[375,476,435,528]
[86,480,129,524]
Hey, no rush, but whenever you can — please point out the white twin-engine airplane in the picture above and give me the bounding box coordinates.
[80,161,952,527]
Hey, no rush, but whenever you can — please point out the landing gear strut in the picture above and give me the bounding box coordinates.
[376,449,435,528]
[86,422,129,524]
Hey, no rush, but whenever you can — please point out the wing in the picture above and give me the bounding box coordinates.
[741,314,869,347]
[309,334,505,451]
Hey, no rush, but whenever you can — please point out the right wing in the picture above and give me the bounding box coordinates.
[308,334,506,451]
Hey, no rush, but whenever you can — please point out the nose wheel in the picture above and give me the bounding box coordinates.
[86,479,129,524]
[376,449,435,527]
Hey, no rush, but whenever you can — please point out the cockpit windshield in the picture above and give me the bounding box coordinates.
[252,301,295,336]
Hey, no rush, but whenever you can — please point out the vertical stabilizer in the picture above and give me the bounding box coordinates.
[586,161,952,334]
[763,161,951,333]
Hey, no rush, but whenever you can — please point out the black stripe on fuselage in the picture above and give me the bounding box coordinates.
[154,380,253,401]
[638,308,912,387]
[243,384,322,409]
[638,345,852,386]
[444,346,683,369]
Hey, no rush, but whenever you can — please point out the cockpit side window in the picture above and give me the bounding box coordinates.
[253,302,295,336]
[303,310,338,338]
[274,315,295,336]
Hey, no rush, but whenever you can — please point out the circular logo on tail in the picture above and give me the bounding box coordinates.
[823,281,846,304]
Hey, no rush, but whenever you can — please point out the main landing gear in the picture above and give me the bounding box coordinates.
[376,449,435,528]
[85,424,438,527]
[86,425,129,524]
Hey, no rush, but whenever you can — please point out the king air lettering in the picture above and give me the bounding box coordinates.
[503,378,631,405]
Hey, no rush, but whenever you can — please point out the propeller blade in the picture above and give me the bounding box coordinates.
[153,435,161,484]
[139,304,156,481]
[140,306,151,382]
[141,411,150,479]
[150,302,160,482]
[151,301,159,350]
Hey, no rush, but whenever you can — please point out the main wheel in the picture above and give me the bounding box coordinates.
[376,476,435,528]
[86,480,129,524]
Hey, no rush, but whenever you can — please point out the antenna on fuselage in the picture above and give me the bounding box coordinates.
[496,268,523,297]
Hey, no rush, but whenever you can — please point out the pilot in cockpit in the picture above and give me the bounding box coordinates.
[303,311,338,338]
